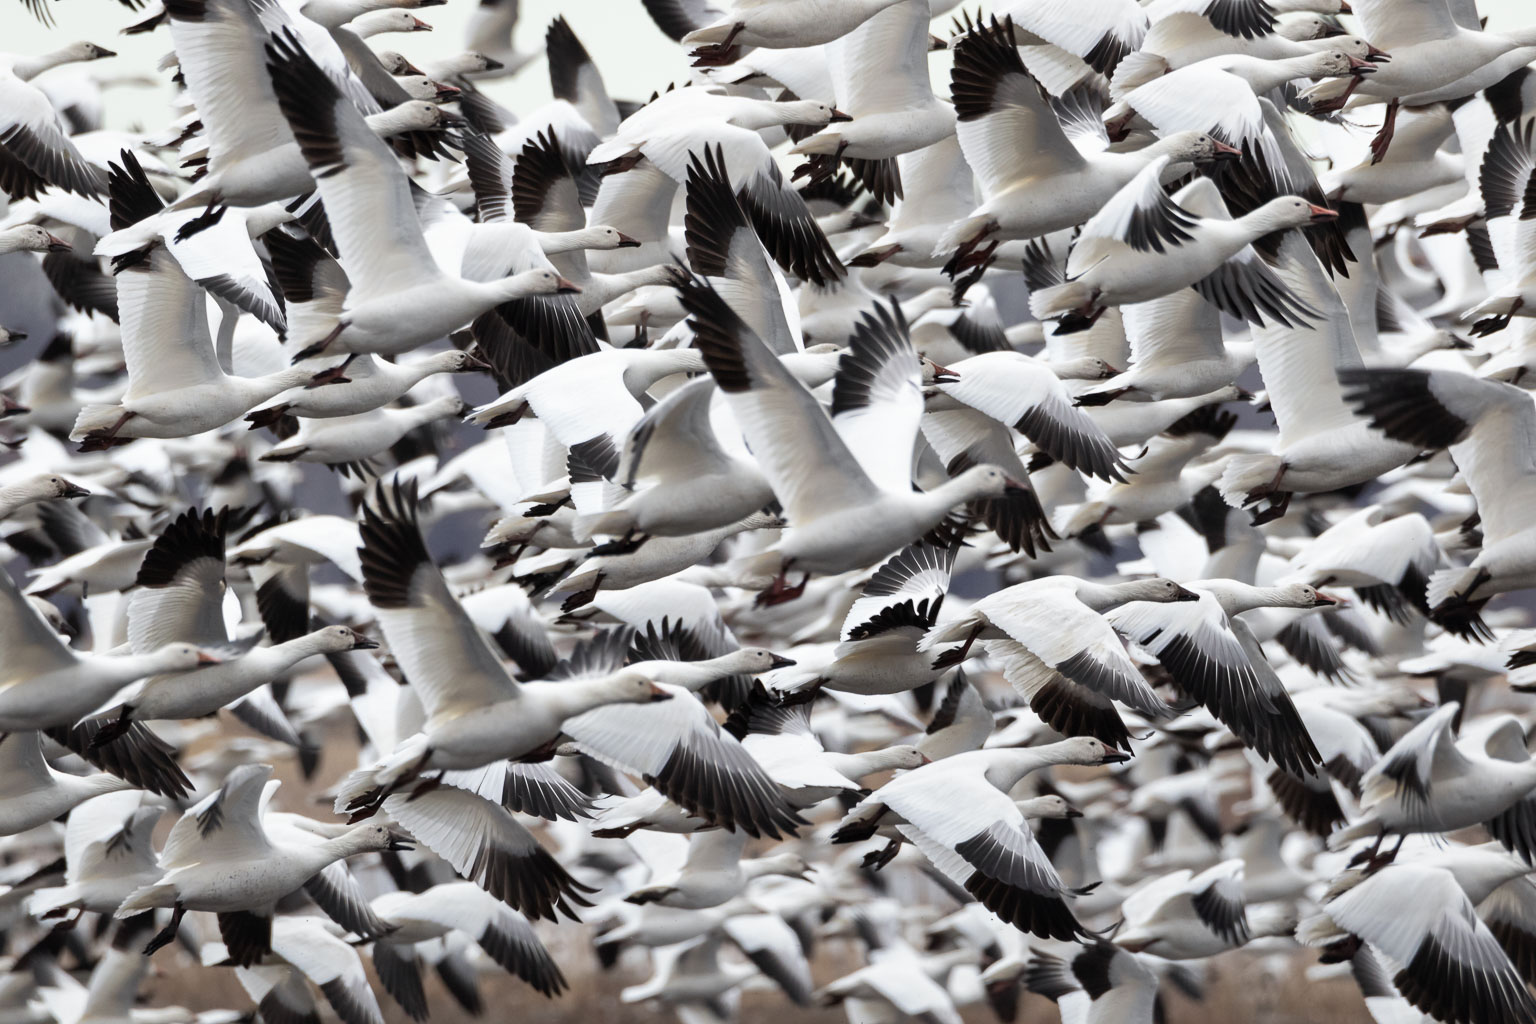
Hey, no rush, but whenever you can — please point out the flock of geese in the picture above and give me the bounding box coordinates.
[8,0,1536,1022]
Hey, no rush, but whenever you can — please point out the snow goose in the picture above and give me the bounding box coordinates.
[1286,505,1441,625]
[67,160,346,451]
[936,18,1237,273]
[680,144,803,357]
[258,394,469,474]
[227,514,363,640]
[93,623,377,746]
[732,698,929,808]
[789,0,956,204]
[1331,703,1536,856]
[1058,409,1235,537]
[571,375,774,545]
[371,778,596,921]
[623,830,810,910]
[93,153,291,335]
[1322,104,1463,207]
[346,8,432,37]
[1108,49,1378,148]
[760,540,959,697]
[924,350,1130,483]
[1304,1,1536,162]
[0,473,88,518]
[586,96,846,287]
[369,882,566,1014]
[461,0,537,79]
[337,478,670,808]
[557,629,806,839]
[1141,3,1386,68]
[1216,233,1420,524]
[0,563,209,799]
[0,56,106,199]
[4,41,115,82]
[1459,117,1536,337]
[1340,366,1536,637]
[831,740,1130,939]
[919,576,1195,748]
[680,0,907,62]
[247,349,487,429]
[431,131,605,387]
[846,137,975,270]
[467,342,705,450]
[0,731,131,838]
[1074,287,1255,404]
[814,944,966,1024]
[1263,692,1382,837]
[1030,156,1332,331]
[994,0,1148,75]
[1107,581,1332,776]
[29,791,163,919]
[618,934,758,1014]
[64,506,335,752]
[122,763,406,966]
[1299,862,1536,1024]
[214,915,387,1024]
[550,507,782,609]
[1114,860,1259,958]
[678,275,1024,596]
[260,32,575,363]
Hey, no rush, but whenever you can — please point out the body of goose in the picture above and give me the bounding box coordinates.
[919,576,1196,748]
[0,565,217,734]
[0,732,131,837]
[681,276,1023,592]
[335,479,671,808]
[258,395,470,470]
[1340,366,1536,635]
[1030,157,1336,329]
[1333,703,1536,848]
[832,740,1129,939]
[120,765,407,966]
[623,830,810,910]
[96,625,377,741]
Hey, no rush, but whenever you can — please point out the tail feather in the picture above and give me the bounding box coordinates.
[70,404,127,442]
[1325,819,1381,852]
[114,883,176,918]
[1216,453,1284,508]
[571,508,635,544]
[1426,565,1479,610]
[917,614,980,653]
[934,214,993,259]
[1028,281,1095,321]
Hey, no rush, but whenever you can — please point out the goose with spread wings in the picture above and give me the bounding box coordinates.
[1030,156,1333,332]
[1340,365,1536,639]
[261,31,577,363]
[336,477,672,812]
[679,274,1026,600]
[919,576,1195,749]
[936,17,1236,277]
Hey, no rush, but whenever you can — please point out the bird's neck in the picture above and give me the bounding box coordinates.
[536,229,599,255]
[12,49,78,82]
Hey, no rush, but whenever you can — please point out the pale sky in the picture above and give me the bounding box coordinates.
[13,0,1533,138]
